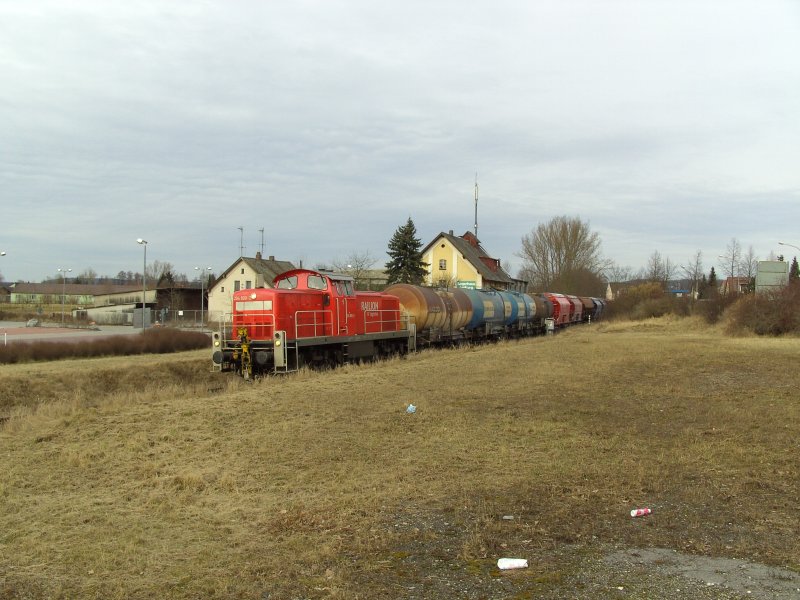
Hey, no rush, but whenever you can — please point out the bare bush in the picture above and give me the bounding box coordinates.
[725,284,800,335]
[0,328,210,365]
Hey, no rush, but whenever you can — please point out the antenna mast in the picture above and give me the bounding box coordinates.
[238,226,244,257]
[474,173,479,240]
[259,228,265,254]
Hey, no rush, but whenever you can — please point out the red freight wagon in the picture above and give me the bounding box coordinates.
[566,295,583,323]
[543,293,572,326]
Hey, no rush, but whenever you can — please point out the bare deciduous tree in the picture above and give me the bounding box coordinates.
[332,251,377,290]
[740,245,759,280]
[718,238,742,278]
[643,250,676,284]
[680,250,704,299]
[74,268,97,284]
[604,263,635,283]
[517,216,606,293]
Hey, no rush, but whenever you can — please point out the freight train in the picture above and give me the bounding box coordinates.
[211,268,605,379]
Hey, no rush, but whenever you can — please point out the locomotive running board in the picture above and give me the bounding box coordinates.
[291,329,412,347]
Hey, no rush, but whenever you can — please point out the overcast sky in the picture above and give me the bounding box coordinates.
[2,0,799,283]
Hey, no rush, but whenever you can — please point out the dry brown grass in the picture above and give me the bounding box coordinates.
[1,318,798,598]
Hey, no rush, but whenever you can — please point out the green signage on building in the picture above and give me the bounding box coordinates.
[457,280,476,289]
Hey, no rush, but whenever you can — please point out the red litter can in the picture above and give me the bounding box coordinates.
[630,507,652,517]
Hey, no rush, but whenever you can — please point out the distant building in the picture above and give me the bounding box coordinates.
[80,285,201,325]
[421,230,525,292]
[720,276,750,295]
[755,260,789,293]
[207,253,296,322]
[605,279,647,300]
[3,282,124,306]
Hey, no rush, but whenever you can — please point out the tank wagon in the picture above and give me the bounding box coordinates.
[212,268,606,378]
[383,284,546,343]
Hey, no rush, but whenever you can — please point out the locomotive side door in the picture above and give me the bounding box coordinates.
[334,279,356,335]
[336,296,349,335]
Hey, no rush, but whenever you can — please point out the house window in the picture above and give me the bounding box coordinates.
[221,286,224,293]
[234,281,240,292]
[439,259,447,270]
[245,280,252,289]
[241,268,245,275]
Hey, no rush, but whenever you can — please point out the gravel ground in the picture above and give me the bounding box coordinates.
[343,508,800,600]
[361,542,800,599]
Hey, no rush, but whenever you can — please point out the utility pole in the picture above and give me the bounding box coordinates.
[137,239,148,330]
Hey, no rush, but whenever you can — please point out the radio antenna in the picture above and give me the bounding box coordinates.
[238,226,244,257]
[474,173,479,240]
[259,228,265,254]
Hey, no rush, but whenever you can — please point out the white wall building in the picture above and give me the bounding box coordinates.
[207,253,295,323]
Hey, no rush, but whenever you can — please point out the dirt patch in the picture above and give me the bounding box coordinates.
[605,547,800,599]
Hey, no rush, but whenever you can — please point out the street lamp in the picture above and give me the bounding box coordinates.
[679,265,698,300]
[57,267,72,325]
[778,241,800,253]
[194,266,212,327]
[137,238,148,331]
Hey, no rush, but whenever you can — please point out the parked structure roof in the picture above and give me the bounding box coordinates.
[218,252,296,287]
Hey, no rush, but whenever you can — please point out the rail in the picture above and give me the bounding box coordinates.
[361,308,407,332]
[233,311,275,341]
[294,310,334,338]
[218,308,413,344]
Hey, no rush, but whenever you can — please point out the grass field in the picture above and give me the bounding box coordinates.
[1,317,798,599]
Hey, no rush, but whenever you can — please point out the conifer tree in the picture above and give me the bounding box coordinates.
[698,274,708,299]
[790,257,799,283]
[706,266,718,297]
[385,218,428,285]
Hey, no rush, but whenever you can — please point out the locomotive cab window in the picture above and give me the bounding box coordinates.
[276,276,297,289]
[307,274,327,290]
[333,280,354,296]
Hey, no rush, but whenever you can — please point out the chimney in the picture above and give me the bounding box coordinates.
[269,255,275,261]
[255,251,262,260]
[449,230,453,236]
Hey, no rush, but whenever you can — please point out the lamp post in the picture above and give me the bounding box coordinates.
[57,267,72,325]
[778,241,800,253]
[137,238,148,331]
[194,266,212,327]
[679,265,697,301]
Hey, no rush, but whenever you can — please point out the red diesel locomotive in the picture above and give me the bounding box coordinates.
[211,269,413,378]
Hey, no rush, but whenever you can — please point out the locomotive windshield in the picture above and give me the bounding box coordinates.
[274,271,329,291]
[276,276,297,289]
[307,274,327,290]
